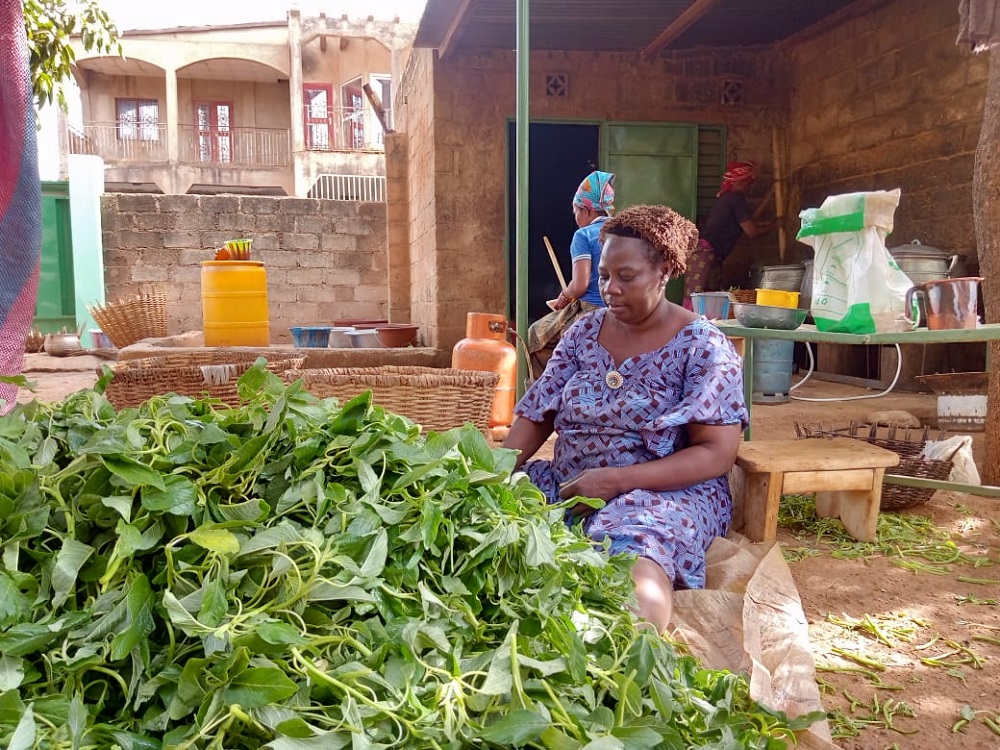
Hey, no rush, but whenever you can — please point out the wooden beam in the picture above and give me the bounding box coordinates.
[438,0,476,60]
[641,0,723,59]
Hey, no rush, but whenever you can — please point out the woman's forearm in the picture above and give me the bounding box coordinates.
[609,426,742,494]
[564,259,591,300]
[503,415,555,469]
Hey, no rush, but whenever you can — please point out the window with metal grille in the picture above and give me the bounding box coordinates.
[116,99,159,141]
[304,84,333,150]
[196,102,233,163]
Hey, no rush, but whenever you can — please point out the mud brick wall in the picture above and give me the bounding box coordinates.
[100,193,388,343]
[786,0,988,267]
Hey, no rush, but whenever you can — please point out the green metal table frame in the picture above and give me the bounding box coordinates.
[714,321,1000,498]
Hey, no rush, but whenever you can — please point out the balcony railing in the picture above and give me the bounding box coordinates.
[302,104,391,152]
[67,123,168,162]
[308,173,386,202]
[65,122,291,167]
[178,125,290,167]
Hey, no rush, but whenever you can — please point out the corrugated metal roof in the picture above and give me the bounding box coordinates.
[414,0,859,53]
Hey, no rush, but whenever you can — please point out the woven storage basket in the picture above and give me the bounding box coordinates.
[284,366,499,434]
[104,351,305,409]
[88,292,168,348]
[794,421,953,510]
[727,289,759,318]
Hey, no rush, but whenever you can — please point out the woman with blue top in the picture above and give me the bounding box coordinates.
[528,170,615,379]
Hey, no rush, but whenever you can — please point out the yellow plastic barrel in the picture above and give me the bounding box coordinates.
[200,261,270,346]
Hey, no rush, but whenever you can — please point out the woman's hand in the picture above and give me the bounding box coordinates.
[559,467,622,503]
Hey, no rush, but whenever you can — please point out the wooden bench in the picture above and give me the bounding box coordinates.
[729,437,900,543]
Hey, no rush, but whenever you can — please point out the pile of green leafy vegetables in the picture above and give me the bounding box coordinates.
[0,365,815,748]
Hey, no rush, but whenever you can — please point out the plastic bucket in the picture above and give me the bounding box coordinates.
[201,261,270,346]
[756,288,800,309]
[690,292,733,320]
[752,339,794,404]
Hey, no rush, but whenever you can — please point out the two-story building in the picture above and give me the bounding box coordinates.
[65,10,415,198]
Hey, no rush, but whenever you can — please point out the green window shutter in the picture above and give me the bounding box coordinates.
[696,125,727,226]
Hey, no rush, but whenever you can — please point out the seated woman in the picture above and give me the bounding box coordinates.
[527,170,615,380]
[504,204,748,633]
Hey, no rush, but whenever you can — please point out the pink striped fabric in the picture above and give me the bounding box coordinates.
[0,0,43,412]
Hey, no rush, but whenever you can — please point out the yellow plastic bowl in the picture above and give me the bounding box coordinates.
[755,288,800,308]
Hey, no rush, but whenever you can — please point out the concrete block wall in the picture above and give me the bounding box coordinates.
[786,0,988,264]
[100,193,389,343]
[394,49,442,347]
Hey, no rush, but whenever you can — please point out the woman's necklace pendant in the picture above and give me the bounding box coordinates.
[605,370,624,389]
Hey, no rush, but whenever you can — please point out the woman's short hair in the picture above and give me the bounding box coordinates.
[600,204,698,277]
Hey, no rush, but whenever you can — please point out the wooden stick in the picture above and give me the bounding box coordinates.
[362,83,392,134]
[752,184,776,220]
[543,236,569,290]
[772,126,788,262]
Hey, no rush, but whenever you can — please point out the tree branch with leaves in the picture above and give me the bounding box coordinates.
[22,0,121,110]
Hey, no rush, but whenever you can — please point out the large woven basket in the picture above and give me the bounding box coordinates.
[103,351,305,409]
[88,292,168,348]
[794,421,953,510]
[284,366,499,434]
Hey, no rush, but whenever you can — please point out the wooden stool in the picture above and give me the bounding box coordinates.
[730,438,900,543]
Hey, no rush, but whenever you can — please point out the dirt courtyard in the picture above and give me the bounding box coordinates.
[14,356,1000,750]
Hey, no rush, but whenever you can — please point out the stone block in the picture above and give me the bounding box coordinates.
[171,265,201,284]
[320,233,358,252]
[278,198,318,215]
[295,214,329,234]
[116,194,158,213]
[217,212,255,233]
[282,233,320,251]
[258,250,298,268]
[120,230,163,250]
[135,212,178,231]
[130,264,171,283]
[354,286,388,304]
[158,195,199,214]
[197,196,239,213]
[238,196,280,215]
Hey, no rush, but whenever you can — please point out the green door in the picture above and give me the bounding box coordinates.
[605,123,698,302]
[35,181,76,333]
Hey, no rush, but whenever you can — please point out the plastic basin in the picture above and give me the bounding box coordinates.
[733,303,808,330]
[290,326,332,348]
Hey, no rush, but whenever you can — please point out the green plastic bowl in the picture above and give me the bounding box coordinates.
[732,303,808,330]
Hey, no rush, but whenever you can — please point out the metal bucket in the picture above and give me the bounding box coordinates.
[752,264,806,292]
[752,339,795,404]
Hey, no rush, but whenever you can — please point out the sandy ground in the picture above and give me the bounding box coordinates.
[14,353,1000,750]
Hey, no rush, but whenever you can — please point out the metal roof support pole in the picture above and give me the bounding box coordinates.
[515,0,530,397]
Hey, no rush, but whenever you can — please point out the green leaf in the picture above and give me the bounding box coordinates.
[0,571,31,628]
[223,667,298,708]
[51,538,94,609]
[579,737,624,750]
[102,455,166,491]
[359,529,388,578]
[479,709,549,745]
[257,621,308,646]
[525,521,556,566]
[141,474,199,515]
[0,654,25,691]
[110,574,156,661]
[7,703,35,750]
[189,526,241,556]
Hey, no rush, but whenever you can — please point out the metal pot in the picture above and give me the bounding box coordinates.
[750,264,806,292]
[888,240,959,284]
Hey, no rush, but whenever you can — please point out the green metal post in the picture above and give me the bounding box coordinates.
[515,0,530,396]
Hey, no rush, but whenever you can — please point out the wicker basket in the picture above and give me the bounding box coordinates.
[727,289,759,318]
[104,351,305,409]
[88,292,168,348]
[284,366,499,434]
[794,421,953,510]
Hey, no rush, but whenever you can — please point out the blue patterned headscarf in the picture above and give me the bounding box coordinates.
[573,170,615,215]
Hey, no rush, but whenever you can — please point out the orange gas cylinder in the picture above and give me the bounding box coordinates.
[452,312,518,428]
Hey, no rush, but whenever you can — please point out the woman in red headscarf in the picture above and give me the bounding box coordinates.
[684,161,774,302]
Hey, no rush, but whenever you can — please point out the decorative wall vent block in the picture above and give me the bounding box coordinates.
[722,80,745,107]
[545,73,569,97]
